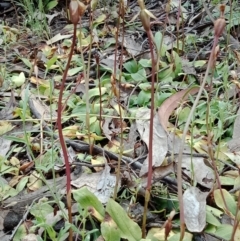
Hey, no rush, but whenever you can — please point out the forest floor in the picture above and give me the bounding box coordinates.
[1,0,240,240]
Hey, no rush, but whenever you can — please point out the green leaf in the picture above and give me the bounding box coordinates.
[214,189,237,215]
[206,205,223,218]
[219,176,235,186]
[214,224,233,240]
[82,87,107,101]
[103,38,115,49]
[90,119,102,136]
[45,0,58,11]
[168,232,193,241]
[67,66,83,76]
[131,68,146,82]
[158,65,174,79]
[46,56,58,69]
[137,90,151,106]
[194,60,206,68]
[4,135,27,144]
[7,187,18,198]
[72,187,105,217]
[0,121,14,135]
[21,58,32,68]
[139,82,151,91]
[30,202,54,218]
[154,31,167,57]
[11,72,25,87]
[101,213,121,241]
[166,51,182,75]
[13,224,27,241]
[123,60,138,73]
[0,162,19,175]
[106,199,141,241]
[16,176,29,192]
[156,92,172,106]
[139,59,152,68]
[234,176,240,190]
[178,106,191,126]
[146,227,168,241]
[94,14,107,24]
[0,184,18,200]
[206,210,221,227]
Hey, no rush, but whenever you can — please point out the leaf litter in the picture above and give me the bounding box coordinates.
[1,0,240,240]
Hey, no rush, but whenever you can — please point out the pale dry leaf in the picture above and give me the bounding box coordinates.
[181,155,214,189]
[46,12,61,25]
[226,108,240,158]
[118,36,142,56]
[222,150,240,165]
[57,146,76,170]
[28,94,57,121]
[0,91,17,120]
[91,155,106,172]
[122,122,142,158]
[38,209,67,237]
[100,54,116,69]
[232,107,240,140]
[227,138,240,152]
[102,117,113,141]
[167,132,191,154]
[11,72,25,87]
[71,165,117,204]
[181,59,197,75]
[141,162,174,188]
[27,171,42,191]
[0,122,14,136]
[136,108,168,176]
[183,186,208,232]
[34,64,38,78]
[22,234,38,241]
[158,87,199,132]
[46,33,73,45]
[0,209,11,241]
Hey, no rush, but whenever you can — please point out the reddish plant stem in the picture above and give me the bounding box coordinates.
[95,54,102,129]
[146,29,155,198]
[177,31,223,241]
[141,29,155,238]
[112,2,122,200]
[230,191,240,240]
[57,23,77,241]
[114,0,126,200]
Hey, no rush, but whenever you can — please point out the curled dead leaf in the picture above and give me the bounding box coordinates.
[158,87,199,132]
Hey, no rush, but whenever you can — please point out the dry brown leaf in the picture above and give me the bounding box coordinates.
[71,165,117,204]
[0,137,12,157]
[182,155,214,189]
[27,94,57,121]
[136,108,168,176]
[141,162,174,188]
[158,87,199,132]
[183,186,208,232]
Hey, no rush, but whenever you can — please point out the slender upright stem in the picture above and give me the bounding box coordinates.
[57,23,77,241]
[177,36,219,241]
[141,29,155,238]
[112,1,124,200]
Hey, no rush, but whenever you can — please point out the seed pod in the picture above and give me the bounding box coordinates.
[78,1,87,17]
[219,4,225,18]
[138,0,145,10]
[214,18,226,37]
[69,0,80,24]
[165,2,171,14]
[140,9,150,32]
[91,0,98,11]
